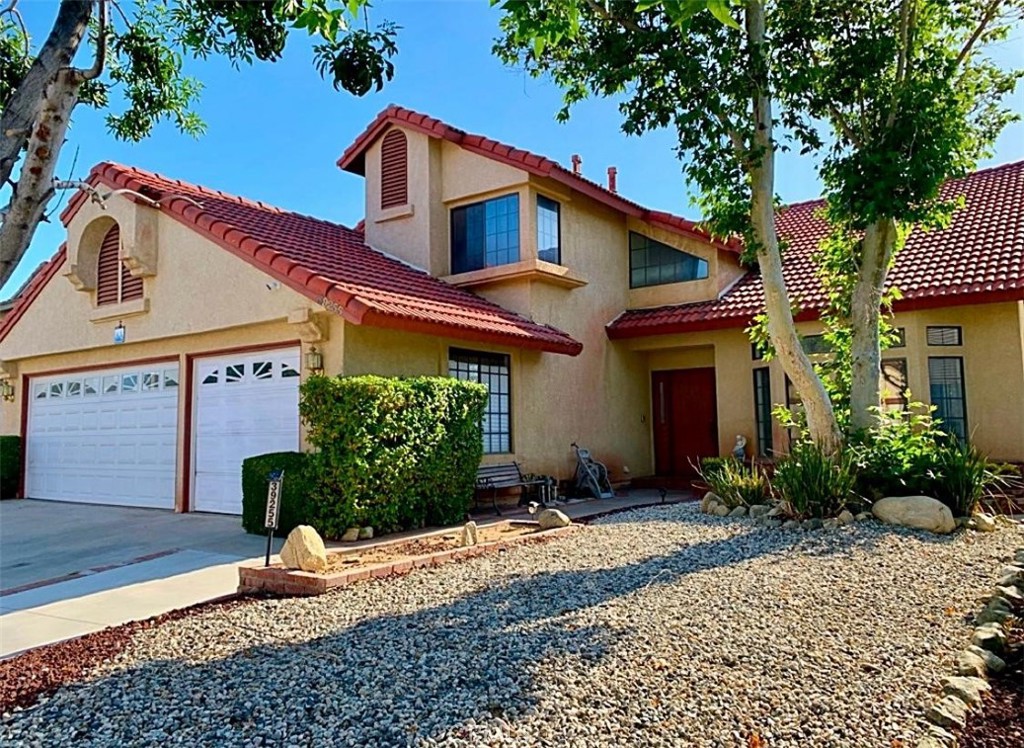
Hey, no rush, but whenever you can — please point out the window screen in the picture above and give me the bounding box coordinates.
[753,367,773,457]
[449,348,511,454]
[926,326,962,346]
[928,356,968,442]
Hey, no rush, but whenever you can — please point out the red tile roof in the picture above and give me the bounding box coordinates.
[338,105,741,253]
[608,160,1024,339]
[1,163,583,355]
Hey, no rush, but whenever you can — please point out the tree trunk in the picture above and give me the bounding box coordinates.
[746,0,841,452]
[0,0,93,288]
[0,69,83,286]
[848,217,898,431]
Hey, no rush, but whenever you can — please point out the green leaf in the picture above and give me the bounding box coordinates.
[706,0,740,29]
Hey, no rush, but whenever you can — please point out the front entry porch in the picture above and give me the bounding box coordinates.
[651,366,720,478]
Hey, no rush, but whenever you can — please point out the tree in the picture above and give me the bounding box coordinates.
[496,0,1020,444]
[773,0,1022,431]
[0,0,398,288]
[496,0,844,450]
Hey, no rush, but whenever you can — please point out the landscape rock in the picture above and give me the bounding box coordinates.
[358,527,374,540]
[973,513,997,533]
[918,725,958,748]
[762,519,782,529]
[871,496,955,534]
[967,644,1006,673]
[971,622,1007,653]
[837,510,855,526]
[803,518,823,530]
[728,506,747,517]
[940,676,990,707]
[712,504,730,517]
[822,518,839,530]
[279,525,328,573]
[701,492,721,513]
[925,695,969,729]
[341,527,361,542]
[748,504,769,519]
[461,521,479,547]
[782,520,800,530]
[855,511,872,521]
[766,505,785,518]
[976,597,1013,625]
[537,508,572,530]
[995,584,1023,604]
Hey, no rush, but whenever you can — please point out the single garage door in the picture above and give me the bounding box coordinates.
[26,363,180,508]
[192,347,301,514]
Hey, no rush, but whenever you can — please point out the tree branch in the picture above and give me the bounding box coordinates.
[955,0,1003,68]
[79,0,108,81]
[886,0,917,130]
[583,0,642,33]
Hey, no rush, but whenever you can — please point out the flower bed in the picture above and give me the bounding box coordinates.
[238,520,580,596]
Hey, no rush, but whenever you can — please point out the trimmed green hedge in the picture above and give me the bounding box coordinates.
[300,375,487,538]
[0,435,20,499]
[241,451,315,536]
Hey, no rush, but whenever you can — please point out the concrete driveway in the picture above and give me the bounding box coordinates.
[0,500,282,657]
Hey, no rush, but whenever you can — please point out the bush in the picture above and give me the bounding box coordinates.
[698,457,772,508]
[918,440,1008,517]
[299,375,487,538]
[773,441,857,519]
[241,451,316,536]
[0,435,20,499]
[848,405,940,502]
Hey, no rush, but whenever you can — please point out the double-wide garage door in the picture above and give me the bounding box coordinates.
[26,363,180,509]
[25,347,301,513]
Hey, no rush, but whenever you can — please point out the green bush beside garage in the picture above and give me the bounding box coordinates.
[0,435,20,499]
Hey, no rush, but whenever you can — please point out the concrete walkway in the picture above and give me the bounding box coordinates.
[0,490,690,658]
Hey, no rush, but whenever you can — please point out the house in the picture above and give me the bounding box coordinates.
[0,105,1021,514]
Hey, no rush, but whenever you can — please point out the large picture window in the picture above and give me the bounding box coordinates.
[449,348,511,454]
[629,232,709,289]
[929,356,968,442]
[537,195,561,264]
[753,367,773,457]
[450,194,520,274]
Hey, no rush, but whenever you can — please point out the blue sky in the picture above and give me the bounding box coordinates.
[3,1,1022,296]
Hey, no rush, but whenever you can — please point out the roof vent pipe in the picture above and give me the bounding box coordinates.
[607,166,618,193]
[571,154,582,175]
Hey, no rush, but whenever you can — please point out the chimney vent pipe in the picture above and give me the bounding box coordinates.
[607,166,618,193]
[571,154,582,175]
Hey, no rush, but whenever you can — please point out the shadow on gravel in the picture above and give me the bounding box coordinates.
[0,513,927,746]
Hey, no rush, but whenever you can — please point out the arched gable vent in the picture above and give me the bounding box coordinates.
[96,224,143,306]
[380,129,408,209]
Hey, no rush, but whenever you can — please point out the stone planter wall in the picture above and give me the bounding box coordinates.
[239,521,581,596]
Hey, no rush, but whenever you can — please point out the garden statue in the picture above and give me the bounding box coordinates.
[732,435,748,461]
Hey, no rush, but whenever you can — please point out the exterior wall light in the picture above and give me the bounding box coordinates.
[305,346,324,376]
[0,379,14,402]
[113,321,126,345]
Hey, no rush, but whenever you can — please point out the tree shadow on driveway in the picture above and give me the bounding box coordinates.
[1,515,910,747]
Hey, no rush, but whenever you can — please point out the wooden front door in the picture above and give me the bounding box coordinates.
[652,368,719,476]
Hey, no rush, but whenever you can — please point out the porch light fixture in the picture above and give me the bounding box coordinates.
[113,321,126,345]
[0,379,14,402]
[305,346,324,376]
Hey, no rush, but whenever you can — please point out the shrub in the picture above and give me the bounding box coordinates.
[299,375,487,538]
[698,457,772,508]
[0,435,20,499]
[241,452,316,536]
[918,440,1008,517]
[773,441,857,519]
[848,405,941,502]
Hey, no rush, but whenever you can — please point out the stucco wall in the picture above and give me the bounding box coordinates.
[621,301,1024,464]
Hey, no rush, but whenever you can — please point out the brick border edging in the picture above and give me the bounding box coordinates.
[238,523,582,596]
[914,542,1024,748]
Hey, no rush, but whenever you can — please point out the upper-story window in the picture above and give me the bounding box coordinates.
[380,129,408,209]
[96,224,143,306]
[629,231,709,289]
[537,195,561,264]
[450,193,520,274]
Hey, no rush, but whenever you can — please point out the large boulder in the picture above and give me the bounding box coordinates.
[871,496,955,535]
[279,525,328,572]
[537,508,572,530]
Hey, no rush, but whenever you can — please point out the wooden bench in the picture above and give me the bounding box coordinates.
[475,462,546,515]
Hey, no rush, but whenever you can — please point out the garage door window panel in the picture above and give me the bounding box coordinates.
[122,374,139,393]
[163,369,178,388]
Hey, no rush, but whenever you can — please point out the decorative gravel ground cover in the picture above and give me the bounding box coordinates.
[2,503,1021,747]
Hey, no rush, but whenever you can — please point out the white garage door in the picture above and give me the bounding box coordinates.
[192,348,301,514]
[26,363,180,509]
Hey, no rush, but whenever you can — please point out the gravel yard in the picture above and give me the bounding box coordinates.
[2,503,1020,748]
